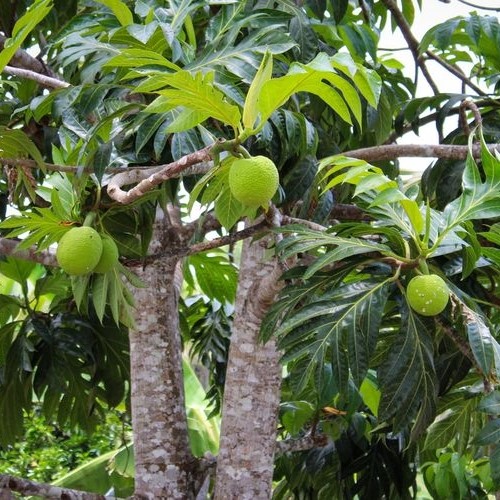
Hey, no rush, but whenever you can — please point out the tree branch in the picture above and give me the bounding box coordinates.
[107,146,214,204]
[0,474,104,500]
[180,217,271,258]
[424,51,487,96]
[0,237,57,266]
[381,0,439,94]
[276,433,329,454]
[3,65,69,89]
[342,142,498,162]
[0,34,57,78]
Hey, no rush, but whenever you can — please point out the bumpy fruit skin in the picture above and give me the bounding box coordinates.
[407,274,450,316]
[93,235,119,274]
[228,155,279,208]
[56,226,103,276]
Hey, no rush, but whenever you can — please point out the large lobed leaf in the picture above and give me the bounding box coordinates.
[257,53,381,130]
[140,70,241,132]
[378,307,438,437]
[442,136,500,231]
[275,278,390,393]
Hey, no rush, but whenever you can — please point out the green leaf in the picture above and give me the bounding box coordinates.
[276,279,390,393]
[0,209,71,251]
[214,186,248,230]
[94,0,133,26]
[464,306,495,376]
[0,127,45,168]
[281,401,315,436]
[105,48,180,71]
[242,51,273,131]
[379,307,438,435]
[71,274,91,310]
[0,257,37,285]
[473,418,500,446]
[424,397,476,451]
[141,71,241,131]
[92,274,109,323]
[185,252,238,303]
[492,444,500,488]
[260,70,354,127]
[0,0,53,73]
[276,226,396,277]
[442,134,500,232]
[261,264,356,343]
[478,390,500,415]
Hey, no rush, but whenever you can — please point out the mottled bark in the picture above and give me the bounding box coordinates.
[214,237,284,500]
[129,212,194,499]
[0,474,103,499]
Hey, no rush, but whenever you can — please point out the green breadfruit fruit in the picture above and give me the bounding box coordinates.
[56,226,103,276]
[407,274,450,316]
[228,155,279,208]
[93,235,119,273]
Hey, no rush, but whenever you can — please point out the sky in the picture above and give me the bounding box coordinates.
[379,0,498,173]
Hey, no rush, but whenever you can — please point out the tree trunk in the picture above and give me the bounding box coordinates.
[129,212,193,499]
[214,236,283,500]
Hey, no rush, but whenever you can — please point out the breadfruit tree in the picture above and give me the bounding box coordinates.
[1,1,500,498]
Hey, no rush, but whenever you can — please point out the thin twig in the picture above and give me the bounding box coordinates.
[183,218,270,257]
[381,0,439,95]
[424,51,486,96]
[459,99,483,137]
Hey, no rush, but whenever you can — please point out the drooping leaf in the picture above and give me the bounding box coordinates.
[276,278,390,393]
[0,126,45,168]
[0,0,53,73]
[276,225,397,277]
[140,71,241,131]
[379,307,438,435]
[473,418,500,446]
[185,251,238,304]
[478,390,500,415]
[463,305,498,377]
[94,0,133,26]
[424,396,477,451]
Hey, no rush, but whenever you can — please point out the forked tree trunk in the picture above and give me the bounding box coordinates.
[129,213,193,499]
[214,237,284,499]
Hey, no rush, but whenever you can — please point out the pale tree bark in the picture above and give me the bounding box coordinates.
[214,235,284,500]
[129,210,194,499]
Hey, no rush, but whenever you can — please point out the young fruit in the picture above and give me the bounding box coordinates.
[228,155,279,208]
[56,226,103,276]
[406,274,450,316]
[93,234,119,273]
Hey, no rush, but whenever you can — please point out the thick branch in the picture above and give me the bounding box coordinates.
[276,434,329,454]
[0,237,57,266]
[342,142,498,162]
[0,474,104,499]
[107,146,214,204]
[3,65,69,89]
[0,34,57,77]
